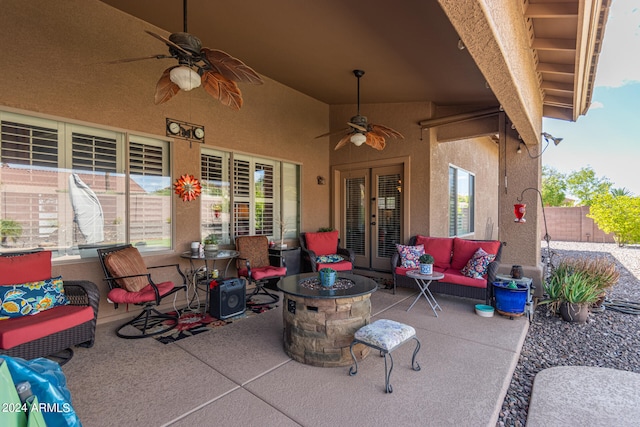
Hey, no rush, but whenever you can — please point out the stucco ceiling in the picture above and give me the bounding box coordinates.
[100,0,608,126]
[99,0,498,107]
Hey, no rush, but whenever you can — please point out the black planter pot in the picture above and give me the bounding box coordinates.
[559,302,589,323]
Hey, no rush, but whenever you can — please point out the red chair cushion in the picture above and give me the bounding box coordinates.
[247,266,286,281]
[0,251,52,285]
[415,235,454,269]
[450,238,501,271]
[305,231,339,256]
[0,305,94,350]
[104,247,149,292]
[441,270,487,288]
[317,260,352,271]
[107,281,175,304]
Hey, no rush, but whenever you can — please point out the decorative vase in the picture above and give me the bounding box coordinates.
[204,244,218,252]
[419,263,433,275]
[559,302,589,323]
[319,269,337,287]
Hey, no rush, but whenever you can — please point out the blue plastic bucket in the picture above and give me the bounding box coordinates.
[493,281,528,314]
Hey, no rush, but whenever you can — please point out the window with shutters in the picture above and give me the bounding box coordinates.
[449,165,475,237]
[201,148,299,244]
[0,110,171,259]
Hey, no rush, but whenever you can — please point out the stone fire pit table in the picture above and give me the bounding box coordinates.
[277,272,378,367]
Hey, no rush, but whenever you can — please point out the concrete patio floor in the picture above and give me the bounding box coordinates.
[61,285,529,426]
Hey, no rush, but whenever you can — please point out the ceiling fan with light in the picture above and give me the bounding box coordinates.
[109,0,263,109]
[317,70,404,150]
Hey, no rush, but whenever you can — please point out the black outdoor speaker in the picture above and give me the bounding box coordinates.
[209,278,246,320]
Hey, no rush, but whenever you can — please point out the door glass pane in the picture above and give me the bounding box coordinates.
[377,173,401,258]
[345,176,365,256]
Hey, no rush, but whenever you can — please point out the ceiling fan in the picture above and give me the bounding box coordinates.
[109,0,263,109]
[317,70,404,151]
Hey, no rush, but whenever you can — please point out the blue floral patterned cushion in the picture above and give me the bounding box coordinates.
[396,244,424,268]
[316,254,344,264]
[354,319,416,351]
[460,248,496,279]
[0,276,69,319]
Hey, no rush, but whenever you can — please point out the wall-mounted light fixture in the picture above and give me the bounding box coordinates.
[519,132,563,159]
[166,118,205,147]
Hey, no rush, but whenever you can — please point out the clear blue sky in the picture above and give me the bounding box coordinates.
[542,0,640,195]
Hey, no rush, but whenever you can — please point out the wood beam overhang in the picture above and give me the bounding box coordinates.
[524,3,578,18]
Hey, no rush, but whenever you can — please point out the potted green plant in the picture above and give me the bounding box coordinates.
[319,267,337,287]
[578,257,620,312]
[541,257,604,323]
[203,233,218,252]
[418,253,434,275]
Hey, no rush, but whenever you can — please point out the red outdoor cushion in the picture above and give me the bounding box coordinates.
[450,238,501,271]
[305,231,339,256]
[239,265,287,281]
[317,260,352,271]
[415,235,453,269]
[0,305,94,350]
[0,251,52,285]
[107,281,175,304]
[441,270,487,288]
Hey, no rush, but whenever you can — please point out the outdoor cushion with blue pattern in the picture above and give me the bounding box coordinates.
[316,254,344,264]
[0,276,69,319]
[354,319,416,351]
[396,244,424,268]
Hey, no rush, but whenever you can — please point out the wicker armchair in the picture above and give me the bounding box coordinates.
[0,250,100,362]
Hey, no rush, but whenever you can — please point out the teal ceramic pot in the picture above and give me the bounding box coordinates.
[319,269,337,287]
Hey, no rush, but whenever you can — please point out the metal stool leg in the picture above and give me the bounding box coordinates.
[411,337,421,371]
[383,351,394,393]
[349,341,359,376]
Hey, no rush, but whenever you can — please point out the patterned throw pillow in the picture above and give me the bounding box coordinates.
[0,276,69,319]
[316,254,344,264]
[104,246,149,292]
[396,244,425,268]
[461,248,496,279]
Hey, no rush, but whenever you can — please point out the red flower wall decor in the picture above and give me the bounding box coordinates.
[174,174,202,201]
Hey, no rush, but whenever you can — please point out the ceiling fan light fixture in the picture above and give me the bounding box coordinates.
[170,66,201,91]
[350,132,367,146]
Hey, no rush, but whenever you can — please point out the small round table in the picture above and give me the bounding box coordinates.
[405,270,445,317]
[277,272,378,367]
[181,250,240,313]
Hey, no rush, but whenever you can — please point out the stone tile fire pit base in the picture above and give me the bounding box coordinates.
[282,294,372,367]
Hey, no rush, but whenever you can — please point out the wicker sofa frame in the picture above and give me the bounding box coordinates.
[391,237,502,305]
[0,280,100,361]
[0,249,100,361]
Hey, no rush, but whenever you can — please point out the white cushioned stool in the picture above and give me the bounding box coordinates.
[348,319,421,393]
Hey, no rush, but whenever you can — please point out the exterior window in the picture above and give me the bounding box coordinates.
[0,110,171,259]
[449,165,475,236]
[201,149,299,243]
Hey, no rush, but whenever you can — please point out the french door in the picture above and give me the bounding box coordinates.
[341,165,403,270]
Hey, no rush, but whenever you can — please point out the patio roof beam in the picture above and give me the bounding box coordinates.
[537,62,575,76]
[418,107,500,130]
[524,3,579,18]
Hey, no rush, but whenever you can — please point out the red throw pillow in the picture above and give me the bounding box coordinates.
[415,235,453,269]
[0,251,52,285]
[305,231,339,256]
[450,238,501,271]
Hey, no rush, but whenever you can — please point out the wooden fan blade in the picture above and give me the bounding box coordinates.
[334,133,353,150]
[201,71,243,110]
[104,54,171,65]
[145,30,191,57]
[314,128,349,139]
[366,133,386,151]
[201,48,263,84]
[154,67,180,104]
[347,122,368,133]
[370,123,404,139]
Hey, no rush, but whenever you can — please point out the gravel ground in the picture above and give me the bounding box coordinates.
[497,242,640,427]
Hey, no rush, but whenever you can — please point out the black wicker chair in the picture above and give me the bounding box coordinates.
[0,250,100,364]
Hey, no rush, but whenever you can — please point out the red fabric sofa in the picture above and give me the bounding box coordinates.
[391,236,502,304]
[0,250,99,361]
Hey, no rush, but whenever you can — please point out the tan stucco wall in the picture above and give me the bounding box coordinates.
[0,0,330,324]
